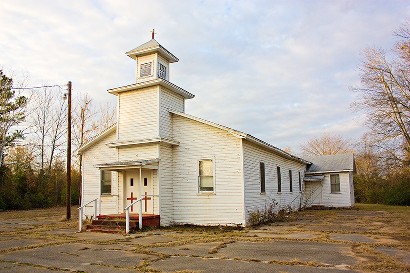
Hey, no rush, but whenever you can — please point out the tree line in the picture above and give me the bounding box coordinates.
[1,22,409,210]
[0,72,115,210]
[300,23,410,206]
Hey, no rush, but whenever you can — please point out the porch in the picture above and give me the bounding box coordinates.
[85,213,160,233]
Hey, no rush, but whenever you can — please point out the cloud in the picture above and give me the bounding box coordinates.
[0,0,409,152]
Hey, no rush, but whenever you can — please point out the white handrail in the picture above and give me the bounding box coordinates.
[124,194,159,234]
[78,198,98,232]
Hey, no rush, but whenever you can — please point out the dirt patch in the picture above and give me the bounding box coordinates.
[0,204,409,272]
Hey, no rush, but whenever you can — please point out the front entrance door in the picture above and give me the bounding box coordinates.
[124,169,153,214]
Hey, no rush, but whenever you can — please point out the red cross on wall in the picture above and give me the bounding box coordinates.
[142,192,151,213]
[126,192,138,212]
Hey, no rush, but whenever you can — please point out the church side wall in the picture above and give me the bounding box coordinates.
[159,87,184,139]
[172,116,244,226]
[81,131,118,216]
[118,86,159,141]
[158,144,174,225]
[242,141,306,225]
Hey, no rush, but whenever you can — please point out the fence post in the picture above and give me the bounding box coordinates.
[78,207,83,232]
[125,208,130,234]
[139,199,143,230]
[94,199,97,220]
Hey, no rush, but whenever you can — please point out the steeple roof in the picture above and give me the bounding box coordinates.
[126,39,179,63]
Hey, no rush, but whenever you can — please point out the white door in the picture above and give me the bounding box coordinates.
[124,169,153,214]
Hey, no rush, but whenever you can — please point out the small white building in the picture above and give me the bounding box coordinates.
[303,154,355,208]
[78,37,355,227]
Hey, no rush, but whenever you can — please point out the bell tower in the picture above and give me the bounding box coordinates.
[125,29,179,83]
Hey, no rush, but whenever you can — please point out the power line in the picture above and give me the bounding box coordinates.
[11,84,65,90]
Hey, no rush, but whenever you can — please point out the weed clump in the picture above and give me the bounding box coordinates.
[247,200,298,226]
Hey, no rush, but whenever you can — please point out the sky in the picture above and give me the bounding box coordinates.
[0,0,409,154]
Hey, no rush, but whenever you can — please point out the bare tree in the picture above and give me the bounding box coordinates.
[300,133,353,156]
[28,87,67,173]
[352,22,410,162]
[91,102,116,135]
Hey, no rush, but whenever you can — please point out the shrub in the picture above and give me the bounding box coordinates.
[247,200,297,226]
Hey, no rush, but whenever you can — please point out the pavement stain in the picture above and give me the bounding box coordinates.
[0,204,409,272]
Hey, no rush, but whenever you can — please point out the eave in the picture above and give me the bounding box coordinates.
[170,111,310,165]
[78,124,116,155]
[108,79,194,99]
[107,137,179,148]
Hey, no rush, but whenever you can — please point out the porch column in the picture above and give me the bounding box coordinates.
[139,166,142,229]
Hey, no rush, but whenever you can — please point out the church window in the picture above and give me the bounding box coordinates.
[289,170,293,192]
[101,170,112,194]
[158,63,167,79]
[330,174,340,193]
[144,178,148,187]
[130,178,133,186]
[277,166,282,193]
[198,159,214,192]
[260,162,265,194]
[140,62,152,77]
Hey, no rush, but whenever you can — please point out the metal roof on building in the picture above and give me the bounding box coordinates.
[306,153,355,173]
[126,39,179,63]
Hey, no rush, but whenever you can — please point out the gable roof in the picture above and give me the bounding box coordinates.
[170,111,310,165]
[77,124,116,155]
[126,39,179,63]
[306,153,355,173]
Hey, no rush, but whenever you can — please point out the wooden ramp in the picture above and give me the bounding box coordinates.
[86,214,160,233]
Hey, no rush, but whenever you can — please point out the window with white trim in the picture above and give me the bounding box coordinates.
[101,170,112,194]
[198,159,214,192]
[330,174,340,193]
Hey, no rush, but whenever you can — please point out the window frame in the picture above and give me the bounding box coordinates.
[198,158,215,193]
[100,170,112,195]
[158,62,167,79]
[289,170,293,192]
[277,166,282,193]
[139,61,153,78]
[260,162,266,194]
[330,174,341,193]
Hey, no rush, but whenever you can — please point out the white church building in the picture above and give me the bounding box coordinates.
[78,36,355,229]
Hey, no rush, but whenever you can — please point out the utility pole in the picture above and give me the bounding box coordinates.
[66,81,72,220]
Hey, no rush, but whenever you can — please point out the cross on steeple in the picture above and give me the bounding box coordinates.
[151,29,156,39]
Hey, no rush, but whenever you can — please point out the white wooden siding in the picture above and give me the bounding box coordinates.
[172,115,244,226]
[158,144,174,225]
[242,140,306,225]
[81,130,118,216]
[320,172,354,207]
[303,181,322,206]
[118,144,159,161]
[118,86,159,141]
[159,87,184,139]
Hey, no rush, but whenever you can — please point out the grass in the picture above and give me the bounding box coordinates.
[355,203,410,212]
[0,204,409,272]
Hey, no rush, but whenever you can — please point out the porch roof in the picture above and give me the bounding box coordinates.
[96,158,159,170]
[304,175,324,182]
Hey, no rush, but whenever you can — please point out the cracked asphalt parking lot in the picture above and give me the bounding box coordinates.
[0,204,409,273]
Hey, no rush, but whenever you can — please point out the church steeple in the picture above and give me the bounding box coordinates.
[126,33,178,83]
